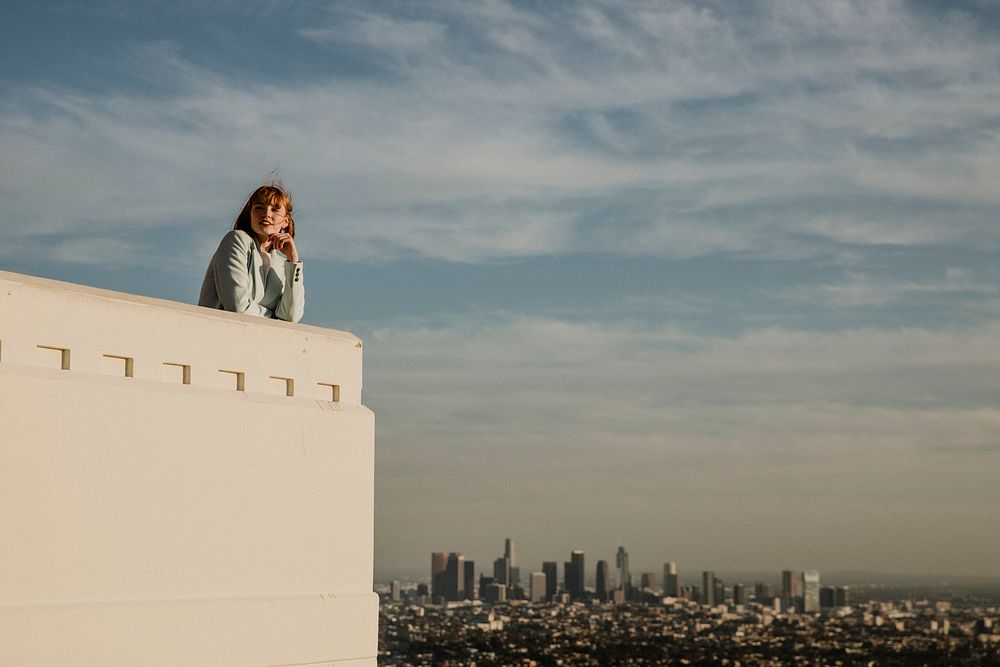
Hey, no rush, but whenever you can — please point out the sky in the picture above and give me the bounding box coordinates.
[2,0,999,581]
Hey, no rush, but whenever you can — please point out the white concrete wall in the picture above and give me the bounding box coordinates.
[0,270,376,666]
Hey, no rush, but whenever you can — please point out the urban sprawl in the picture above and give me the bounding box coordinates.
[378,539,1000,665]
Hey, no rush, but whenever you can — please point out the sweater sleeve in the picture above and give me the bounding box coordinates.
[213,230,272,317]
[274,259,305,323]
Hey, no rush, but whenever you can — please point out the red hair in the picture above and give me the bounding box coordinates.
[233,183,295,238]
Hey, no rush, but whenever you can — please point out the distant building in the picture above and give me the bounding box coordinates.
[572,551,586,596]
[819,586,835,610]
[616,546,631,598]
[596,560,611,601]
[445,553,465,601]
[390,580,402,602]
[505,538,520,587]
[702,571,716,606]
[802,570,821,613]
[431,552,448,602]
[663,561,679,597]
[529,572,546,602]
[754,582,772,600]
[482,583,507,604]
[508,581,526,601]
[463,560,476,600]
[565,550,586,600]
[733,583,746,605]
[782,570,802,610]
[493,557,509,586]
[640,572,657,590]
[478,575,495,600]
[834,586,850,608]
[542,561,558,601]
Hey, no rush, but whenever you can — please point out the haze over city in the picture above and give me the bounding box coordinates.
[2,1,998,579]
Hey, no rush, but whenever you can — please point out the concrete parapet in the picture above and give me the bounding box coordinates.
[0,270,362,403]
[0,270,376,666]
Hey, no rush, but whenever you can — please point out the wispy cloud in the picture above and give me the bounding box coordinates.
[775,267,997,306]
[368,313,1000,447]
[3,0,999,265]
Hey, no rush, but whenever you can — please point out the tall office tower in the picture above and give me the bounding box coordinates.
[445,552,465,601]
[714,576,725,605]
[733,583,746,605]
[781,569,802,609]
[834,586,849,608]
[390,580,402,602]
[542,561,558,601]
[596,560,611,601]
[529,572,546,602]
[819,586,835,610]
[463,560,476,600]
[572,550,586,597]
[663,561,679,597]
[493,557,510,586]
[640,573,657,590]
[431,552,447,601]
[702,571,716,605]
[504,538,520,586]
[754,582,772,600]
[802,570,821,613]
[615,546,631,595]
[478,574,495,600]
[565,550,585,600]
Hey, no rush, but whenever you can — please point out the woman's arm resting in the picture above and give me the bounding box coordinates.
[275,259,304,323]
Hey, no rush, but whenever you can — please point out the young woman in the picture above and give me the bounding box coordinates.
[198,183,304,322]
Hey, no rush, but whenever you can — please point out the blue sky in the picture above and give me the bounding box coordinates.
[3,0,999,579]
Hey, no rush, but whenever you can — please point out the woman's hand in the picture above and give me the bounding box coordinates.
[268,232,299,262]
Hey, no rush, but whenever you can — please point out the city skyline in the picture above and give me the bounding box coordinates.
[3,1,999,578]
[393,538,992,593]
[377,542,1000,587]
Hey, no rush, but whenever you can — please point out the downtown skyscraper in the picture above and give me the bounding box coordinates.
[542,561,558,602]
[596,560,611,602]
[616,546,632,599]
[702,571,717,606]
[564,550,585,600]
[803,570,821,613]
[663,561,679,597]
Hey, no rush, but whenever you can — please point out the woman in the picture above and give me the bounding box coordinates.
[198,183,304,323]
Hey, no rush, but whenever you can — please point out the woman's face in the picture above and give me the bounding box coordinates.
[249,199,288,243]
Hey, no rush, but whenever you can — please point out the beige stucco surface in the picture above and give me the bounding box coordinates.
[0,270,377,666]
